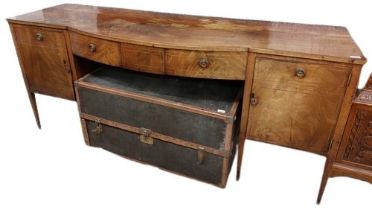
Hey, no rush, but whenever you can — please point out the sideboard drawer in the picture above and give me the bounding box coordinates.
[165,50,247,80]
[13,25,66,48]
[254,57,351,94]
[122,43,165,74]
[70,32,121,67]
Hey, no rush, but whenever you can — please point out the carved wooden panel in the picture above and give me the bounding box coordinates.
[355,91,372,105]
[343,109,372,166]
[247,56,351,154]
[13,24,74,100]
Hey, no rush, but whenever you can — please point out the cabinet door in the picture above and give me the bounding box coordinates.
[247,56,351,154]
[13,25,74,100]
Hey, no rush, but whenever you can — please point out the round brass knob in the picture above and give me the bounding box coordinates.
[35,32,43,41]
[198,58,209,69]
[88,43,96,52]
[295,68,306,79]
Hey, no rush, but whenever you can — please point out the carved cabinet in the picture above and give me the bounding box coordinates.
[336,88,372,170]
[317,80,372,203]
[342,109,372,165]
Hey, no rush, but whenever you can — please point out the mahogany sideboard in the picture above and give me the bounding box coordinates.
[7,3,370,201]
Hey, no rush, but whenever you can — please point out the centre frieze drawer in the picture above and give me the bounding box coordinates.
[165,49,247,80]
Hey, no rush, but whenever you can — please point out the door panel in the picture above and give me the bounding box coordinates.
[247,56,351,154]
[248,88,292,143]
[14,25,74,100]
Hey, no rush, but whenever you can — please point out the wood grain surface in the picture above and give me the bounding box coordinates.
[247,55,352,154]
[122,43,165,74]
[7,4,365,64]
[70,31,121,67]
[12,24,74,100]
[165,49,247,80]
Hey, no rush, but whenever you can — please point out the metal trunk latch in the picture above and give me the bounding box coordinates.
[139,128,154,145]
[197,146,206,165]
[92,119,103,134]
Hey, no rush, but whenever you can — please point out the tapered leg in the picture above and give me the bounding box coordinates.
[236,52,256,181]
[317,158,331,204]
[27,91,41,129]
[236,134,246,180]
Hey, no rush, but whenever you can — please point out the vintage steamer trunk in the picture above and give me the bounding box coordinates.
[75,67,242,187]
